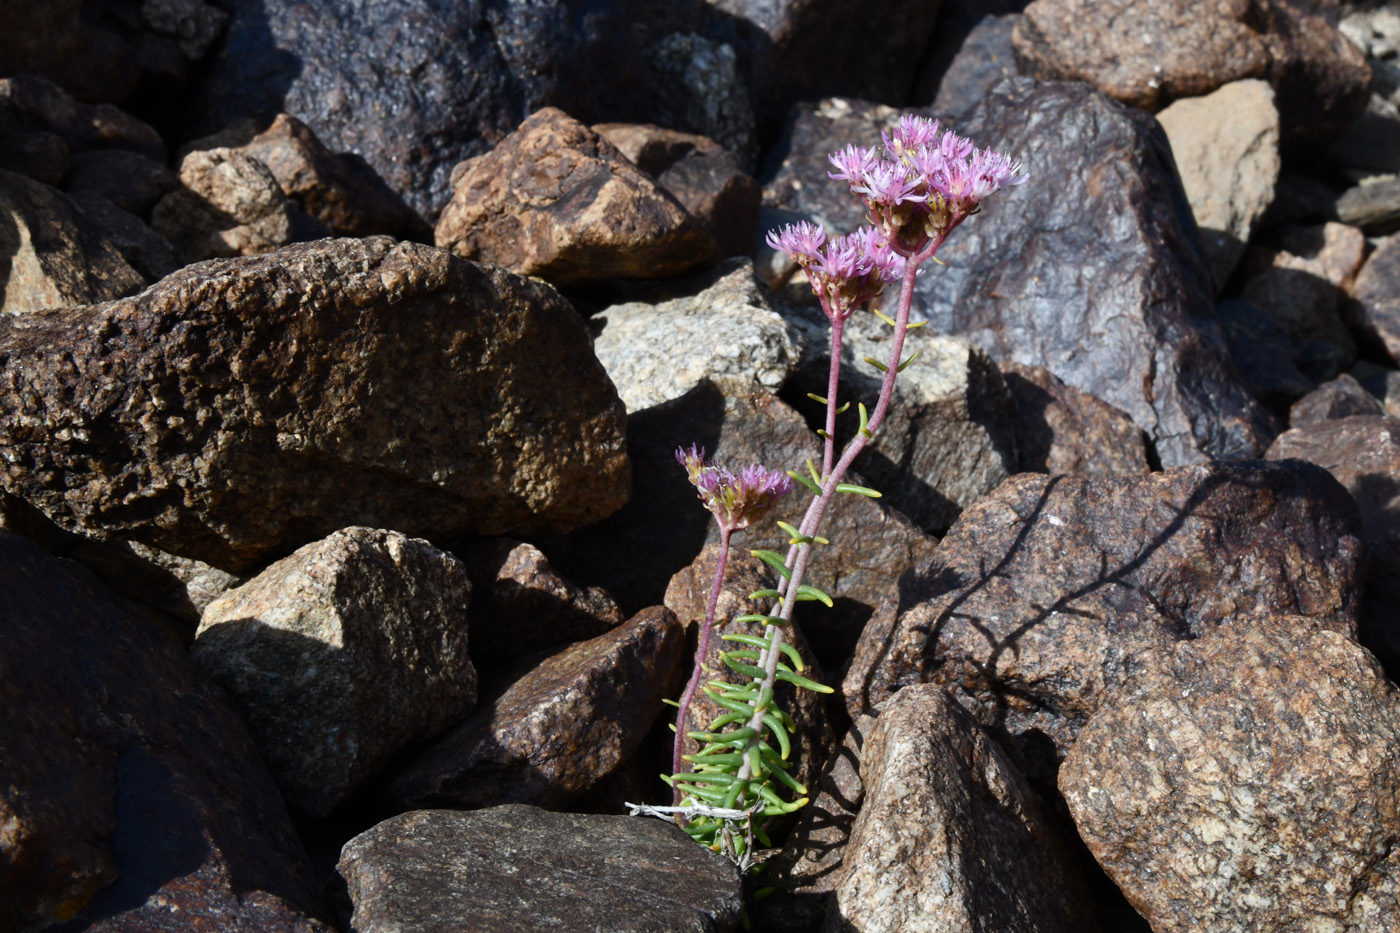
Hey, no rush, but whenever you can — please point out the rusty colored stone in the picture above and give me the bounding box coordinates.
[1002,362,1150,479]
[0,237,629,570]
[150,147,300,265]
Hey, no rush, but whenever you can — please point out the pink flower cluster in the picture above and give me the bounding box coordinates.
[676,445,795,532]
[764,221,905,322]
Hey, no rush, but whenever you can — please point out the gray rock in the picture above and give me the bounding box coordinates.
[150,147,300,265]
[645,32,758,171]
[0,237,630,570]
[1353,361,1400,417]
[0,168,145,315]
[382,606,685,811]
[826,685,1096,933]
[1335,174,1400,233]
[1002,362,1150,478]
[337,805,743,933]
[1289,373,1385,426]
[1217,297,1316,410]
[140,0,229,61]
[592,259,803,413]
[193,527,478,817]
[0,529,328,932]
[1155,79,1281,290]
[843,460,1364,791]
[1061,616,1400,933]
[930,13,1023,119]
[1349,230,1400,363]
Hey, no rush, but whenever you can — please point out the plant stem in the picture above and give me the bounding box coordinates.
[673,524,733,809]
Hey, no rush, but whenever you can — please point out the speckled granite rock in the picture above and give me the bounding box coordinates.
[337,805,742,933]
[193,527,478,818]
[150,147,301,265]
[843,460,1364,790]
[1002,363,1150,478]
[0,237,629,570]
[1061,615,1400,933]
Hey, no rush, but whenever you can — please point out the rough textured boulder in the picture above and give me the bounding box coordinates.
[592,259,803,413]
[908,78,1276,466]
[0,237,630,570]
[1061,616,1400,933]
[843,460,1364,790]
[192,527,478,818]
[1002,363,1150,478]
[1350,231,1400,364]
[0,168,145,314]
[337,806,742,933]
[0,530,328,932]
[827,685,1096,933]
[1290,374,1386,426]
[1012,0,1370,151]
[383,606,684,811]
[150,147,302,265]
[929,12,1023,119]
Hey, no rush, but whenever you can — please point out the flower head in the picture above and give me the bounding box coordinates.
[768,222,904,322]
[764,220,826,271]
[677,445,795,532]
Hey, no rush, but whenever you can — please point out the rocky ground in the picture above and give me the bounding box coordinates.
[6,0,1400,931]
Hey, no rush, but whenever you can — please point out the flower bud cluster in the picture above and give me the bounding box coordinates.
[676,445,795,532]
[764,221,905,322]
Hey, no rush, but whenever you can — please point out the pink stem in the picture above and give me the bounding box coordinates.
[672,525,733,811]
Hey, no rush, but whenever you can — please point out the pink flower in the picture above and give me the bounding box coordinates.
[765,220,826,269]
[677,446,795,532]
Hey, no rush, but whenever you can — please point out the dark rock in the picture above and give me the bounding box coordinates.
[1267,416,1400,675]
[382,606,685,811]
[644,31,758,171]
[1349,230,1400,364]
[1002,362,1150,478]
[64,149,180,218]
[1216,298,1316,410]
[140,0,230,62]
[1238,238,1357,382]
[0,168,145,314]
[337,805,743,933]
[0,237,630,570]
[0,130,68,186]
[908,78,1276,466]
[1289,373,1385,426]
[1012,0,1371,152]
[0,75,164,161]
[1060,616,1400,933]
[1335,175,1400,234]
[0,2,140,105]
[436,107,714,285]
[0,529,328,932]
[457,537,625,671]
[68,193,178,281]
[930,13,1023,119]
[843,460,1364,791]
[827,685,1096,933]
[192,527,478,818]
[911,1,1032,106]
[194,0,658,219]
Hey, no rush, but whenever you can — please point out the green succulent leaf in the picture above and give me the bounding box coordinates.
[863,355,889,373]
[871,307,896,327]
[748,588,783,601]
[897,348,922,373]
[776,669,836,693]
[749,550,792,580]
[794,584,834,607]
[835,483,882,497]
[732,613,788,627]
[787,469,820,494]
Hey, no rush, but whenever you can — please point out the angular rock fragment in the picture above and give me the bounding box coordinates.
[64,148,180,218]
[68,192,178,282]
[828,685,1095,933]
[929,13,1023,119]
[1217,297,1316,410]
[436,107,714,285]
[337,806,742,933]
[1336,175,1400,234]
[1002,363,1150,478]
[382,607,684,811]
[1061,616,1400,933]
[1238,234,1358,382]
[0,74,165,161]
[1349,230,1400,364]
[193,527,478,817]
[150,147,303,264]
[844,460,1364,789]
[1289,373,1385,426]
[0,237,630,569]
[644,31,758,170]
[0,530,328,932]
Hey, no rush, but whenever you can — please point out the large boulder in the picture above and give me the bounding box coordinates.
[0,237,629,570]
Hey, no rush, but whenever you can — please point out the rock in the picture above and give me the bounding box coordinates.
[0,169,145,314]
[1238,238,1358,382]
[436,107,714,285]
[594,122,761,259]
[455,537,625,671]
[1289,373,1385,426]
[0,75,164,161]
[1012,0,1370,152]
[1060,615,1400,933]
[536,382,937,673]
[64,148,182,218]
[1349,231,1400,363]
[1335,174,1400,233]
[0,2,140,105]
[1328,93,1400,176]
[592,258,803,413]
[1267,416,1400,674]
[68,192,178,281]
[929,13,1023,119]
[1276,221,1368,288]
[784,305,1020,535]
[0,529,328,932]
[337,805,743,933]
[909,78,1276,467]
[644,32,758,171]
[192,527,478,818]
[150,147,303,264]
[382,606,684,811]
[843,459,1364,791]
[1353,361,1400,417]
[1155,79,1281,290]
[234,113,425,239]
[1002,362,1150,478]
[0,237,630,570]
[827,684,1095,933]
[140,0,229,61]
[1216,297,1316,410]
[194,0,657,219]
[0,130,68,186]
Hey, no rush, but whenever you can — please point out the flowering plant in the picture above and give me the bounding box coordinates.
[633,115,1026,865]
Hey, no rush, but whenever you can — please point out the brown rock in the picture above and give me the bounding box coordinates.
[192,527,478,818]
[1238,233,1359,381]
[150,147,299,264]
[1349,230,1400,365]
[1012,0,1370,151]
[67,192,178,282]
[0,238,630,570]
[0,529,327,932]
[382,606,685,811]
[457,537,625,671]
[843,460,1364,790]
[828,685,1096,933]
[0,130,68,186]
[337,806,742,933]
[1060,616,1400,933]
[1289,373,1384,426]
[435,107,716,285]
[64,148,180,218]
[0,168,145,314]
[1002,362,1150,478]
[0,75,164,161]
